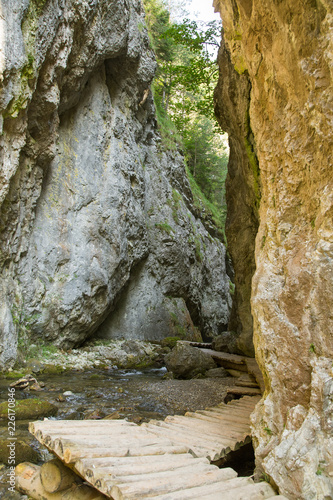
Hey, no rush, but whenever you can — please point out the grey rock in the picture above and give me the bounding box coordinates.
[205,367,230,378]
[0,0,232,367]
[165,343,217,379]
[211,331,241,354]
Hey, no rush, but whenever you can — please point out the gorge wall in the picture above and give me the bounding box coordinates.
[214,0,333,498]
[0,0,232,367]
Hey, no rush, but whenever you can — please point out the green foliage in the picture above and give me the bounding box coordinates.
[28,341,58,359]
[167,189,182,223]
[143,0,228,237]
[194,235,203,262]
[186,166,226,242]
[161,336,181,348]
[154,90,182,150]
[155,222,174,235]
[316,461,326,476]
[184,116,228,215]
[11,304,57,361]
[309,343,316,354]
[264,427,273,435]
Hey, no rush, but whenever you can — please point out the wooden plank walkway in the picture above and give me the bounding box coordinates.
[142,396,260,461]
[29,396,285,499]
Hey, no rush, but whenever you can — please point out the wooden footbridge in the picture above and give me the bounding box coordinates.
[21,396,288,500]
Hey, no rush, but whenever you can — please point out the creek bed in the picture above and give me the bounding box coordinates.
[0,367,235,498]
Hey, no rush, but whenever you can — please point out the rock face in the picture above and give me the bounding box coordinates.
[214,0,333,498]
[214,36,258,358]
[0,0,231,367]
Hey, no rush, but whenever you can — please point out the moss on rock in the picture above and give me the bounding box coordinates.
[0,399,58,420]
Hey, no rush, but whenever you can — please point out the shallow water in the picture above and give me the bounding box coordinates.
[0,367,169,465]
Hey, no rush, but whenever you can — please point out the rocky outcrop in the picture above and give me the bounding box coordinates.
[214,0,333,498]
[0,0,231,368]
[214,35,258,357]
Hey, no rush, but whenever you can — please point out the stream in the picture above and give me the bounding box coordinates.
[0,367,238,497]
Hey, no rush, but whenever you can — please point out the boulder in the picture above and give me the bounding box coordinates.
[164,343,216,379]
[212,331,241,354]
[205,367,230,378]
[0,440,39,465]
[0,399,57,420]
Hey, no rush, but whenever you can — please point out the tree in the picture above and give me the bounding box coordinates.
[143,0,228,228]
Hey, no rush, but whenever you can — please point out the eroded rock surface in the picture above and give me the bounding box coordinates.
[0,0,231,367]
[214,0,333,497]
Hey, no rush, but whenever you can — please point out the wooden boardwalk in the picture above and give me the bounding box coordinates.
[29,396,286,499]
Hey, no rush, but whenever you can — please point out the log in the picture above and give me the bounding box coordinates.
[15,462,106,500]
[183,411,250,427]
[75,452,195,471]
[162,415,251,435]
[38,428,152,451]
[29,420,137,438]
[109,465,237,500]
[63,444,189,464]
[145,419,247,444]
[142,423,233,449]
[196,348,248,372]
[224,387,262,402]
[41,458,82,493]
[77,455,208,479]
[146,476,254,500]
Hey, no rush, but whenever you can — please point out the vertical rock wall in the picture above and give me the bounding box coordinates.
[214,0,333,498]
[214,35,259,357]
[0,0,231,367]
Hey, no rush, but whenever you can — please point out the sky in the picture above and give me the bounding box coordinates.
[187,0,220,23]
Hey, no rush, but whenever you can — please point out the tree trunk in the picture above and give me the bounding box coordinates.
[15,462,106,500]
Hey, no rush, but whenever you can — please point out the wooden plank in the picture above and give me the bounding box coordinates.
[165,414,251,429]
[141,423,231,451]
[223,395,261,406]
[199,408,254,421]
[52,436,175,460]
[147,476,254,499]
[77,456,209,478]
[195,408,253,422]
[198,481,277,500]
[62,444,189,464]
[91,463,220,498]
[197,348,247,365]
[109,466,237,500]
[37,430,153,449]
[30,420,136,434]
[235,380,259,388]
[178,341,212,348]
[147,419,249,443]
[225,387,262,397]
[183,411,250,427]
[245,358,265,393]
[197,349,248,372]
[75,453,195,469]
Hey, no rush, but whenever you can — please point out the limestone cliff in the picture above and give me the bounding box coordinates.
[214,0,333,498]
[0,0,231,367]
[214,35,258,358]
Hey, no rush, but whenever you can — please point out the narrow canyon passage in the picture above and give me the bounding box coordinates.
[0,0,332,499]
